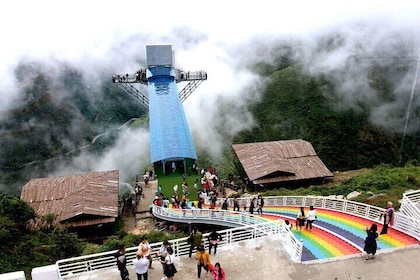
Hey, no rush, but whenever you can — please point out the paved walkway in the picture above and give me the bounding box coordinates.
[68,235,419,280]
[136,179,158,213]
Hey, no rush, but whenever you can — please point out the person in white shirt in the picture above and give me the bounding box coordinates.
[163,197,170,208]
[161,246,177,280]
[306,206,317,231]
[133,253,149,280]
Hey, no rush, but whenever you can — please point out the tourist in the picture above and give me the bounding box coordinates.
[157,240,170,276]
[192,161,198,175]
[364,223,379,260]
[256,194,264,215]
[209,191,217,209]
[208,229,222,255]
[189,227,203,258]
[285,220,292,230]
[138,236,154,269]
[195,245,211,279]
[143,171,149,188]
[380,201,395,234]
[296,207,305,231]
[191,202,197,216]
[133,252,149,280]
[211,262,226,280]
[306,205,317,231]
[193,178,199,190]
[153,196,162,207]
[162,196,170,208]
[180,199,188,216]
[161,246,177,280]
[221,199,228,210]
[197,197,203,209]
[182,181,189,195]
[249,197,256,215]
[115,244,129,280]
[233,196,240,211]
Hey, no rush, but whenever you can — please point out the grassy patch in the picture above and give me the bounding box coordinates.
[155,168,202,202]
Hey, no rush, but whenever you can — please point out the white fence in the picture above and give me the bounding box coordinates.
[53,195,419,279]
[400,190,420,218]
[55,220,296,279]
[229,195,420,240]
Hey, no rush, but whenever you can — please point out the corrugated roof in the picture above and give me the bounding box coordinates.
[232,139,333,184]
[148,66,197,163]
[20,170,119,228]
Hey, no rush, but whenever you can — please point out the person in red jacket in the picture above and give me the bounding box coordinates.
[153,196,162,206]
[210,262,226,280]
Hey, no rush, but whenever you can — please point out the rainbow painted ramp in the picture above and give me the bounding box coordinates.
[262,206,419,262]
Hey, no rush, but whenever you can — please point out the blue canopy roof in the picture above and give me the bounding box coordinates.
[147,66,197,163]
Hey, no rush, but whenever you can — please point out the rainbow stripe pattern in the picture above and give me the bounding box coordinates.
[262,206,419,261]
[165,204,418,262]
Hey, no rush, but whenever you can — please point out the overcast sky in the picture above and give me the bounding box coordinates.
[1,0,419,184]
[2,0,418,66]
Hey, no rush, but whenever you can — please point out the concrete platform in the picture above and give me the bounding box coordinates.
[66,235,419,280]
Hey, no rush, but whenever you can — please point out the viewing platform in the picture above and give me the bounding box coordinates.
[9,191,420,280]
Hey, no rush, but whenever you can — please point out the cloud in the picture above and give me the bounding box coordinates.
[299,22,420,132]
[49,127,151,184]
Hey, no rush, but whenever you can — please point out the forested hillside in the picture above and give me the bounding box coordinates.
[233,62,419,170]
[0,62,147,195]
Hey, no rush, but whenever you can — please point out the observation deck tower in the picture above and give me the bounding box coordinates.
[112,44,207,174]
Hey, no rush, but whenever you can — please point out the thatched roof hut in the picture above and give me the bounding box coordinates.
[232,139,333,187]
[20,170,119,228]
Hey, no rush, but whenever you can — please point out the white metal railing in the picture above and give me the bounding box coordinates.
[152,204,269,227]
[152,204,303,261]
[227,195,420,240]
[400,190,420,219]
[56,220,297,279]
[402,189,420,203]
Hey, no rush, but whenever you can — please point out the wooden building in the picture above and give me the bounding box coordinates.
[20,170,119,228]
[232,139,333,188]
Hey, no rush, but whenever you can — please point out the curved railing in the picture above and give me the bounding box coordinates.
[226,195,420,240]
[401,190,420,219]
[153,196,420,260]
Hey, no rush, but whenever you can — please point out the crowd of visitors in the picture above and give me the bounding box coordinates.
[116,163,397,279]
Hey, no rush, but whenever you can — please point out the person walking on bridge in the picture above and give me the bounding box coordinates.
[256,195,264,215]
[249,197,256,215]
